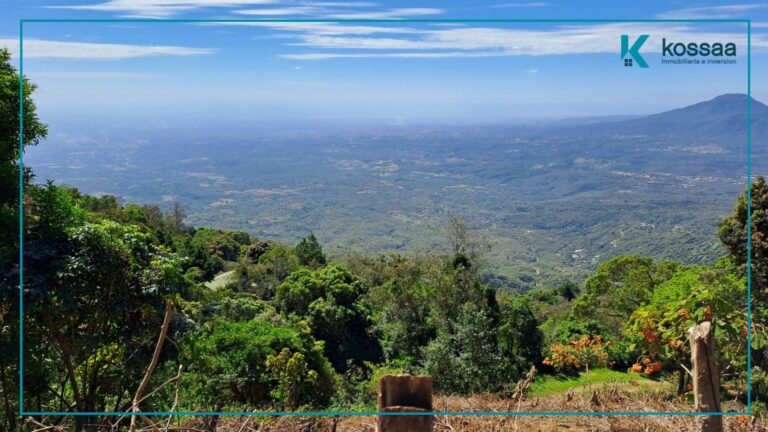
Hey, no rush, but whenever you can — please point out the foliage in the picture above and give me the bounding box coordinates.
[275,265,382,371]
[295,233,327,268]
[571,256,678,339]
[22,218,188,425]
[497,297,543,376]
[183,319,334,409]
[718,176,768,369]
[423,303,504,394]
[543,335,610,372]
[234,242,299,299]
[266,348,322,409]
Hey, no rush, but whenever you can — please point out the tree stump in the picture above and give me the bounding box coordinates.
[378,375,433,432]
[688,321,723,432]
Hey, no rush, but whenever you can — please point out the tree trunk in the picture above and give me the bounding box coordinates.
[129,302,174,432]
[688,321,722,432]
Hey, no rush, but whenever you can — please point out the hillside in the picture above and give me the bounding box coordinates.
[3,44,762,432]
[25,94,764,290]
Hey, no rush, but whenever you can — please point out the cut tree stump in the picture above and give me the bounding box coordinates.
[378,375,433,432]
[688,321,723,432]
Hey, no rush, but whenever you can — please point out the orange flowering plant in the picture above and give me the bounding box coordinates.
[543,335,610,373]
[625,263,746,383]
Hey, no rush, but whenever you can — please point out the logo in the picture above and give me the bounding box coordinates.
[621,34,649,68]
[661,39,736,57]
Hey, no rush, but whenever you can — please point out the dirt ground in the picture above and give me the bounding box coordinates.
[200,387,764,432]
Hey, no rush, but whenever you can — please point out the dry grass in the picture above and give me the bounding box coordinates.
[208,385,764,432]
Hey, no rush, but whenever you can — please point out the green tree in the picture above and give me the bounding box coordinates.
[571,256,678,339]
[0,48,48,268]
[275,265,382,371]
[626,263,746,394]
[497,298,543,377]
[22,218,188,430]
[424,303,502,394]
[183,319,334,409]
[0,48,48,429]
[718,176,768,369]
[234,243,300,299]
[295,233,326,268]
[556,281,579,301]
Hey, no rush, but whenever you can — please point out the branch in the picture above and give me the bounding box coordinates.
[129,302,175,432]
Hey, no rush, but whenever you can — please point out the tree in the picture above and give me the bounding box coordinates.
[22,219,188,430]
[625,263,746,395]
[183,319,334,409]
[571,256,678,339]
[166,201,187,234]
[295,233,326,268]
[368,278,435,364]
[0,48,48,268]
[234,243,299,299]
[718,176,768,369]
[423,303,503,394]
[0,48,47,430]
[275,266,382,371]
[556,281,579,301]
[497,298,543,377]
[444,214,492,265]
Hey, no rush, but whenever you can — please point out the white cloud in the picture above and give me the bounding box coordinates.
[308,2,377,6]
[236,7,317,15]
[526,68,538,73]
[279,51,511,60]
[236,5,442,19]
[47,0,279,18]
[326,8,444,19]
[0,38,215,59]
[278,22,768,59]
[215,21,422,35]
[658,4,768,19]
[491,2,551,8]
[30,71,152,79]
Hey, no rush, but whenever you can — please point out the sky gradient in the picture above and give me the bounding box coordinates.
[2,1,767,120]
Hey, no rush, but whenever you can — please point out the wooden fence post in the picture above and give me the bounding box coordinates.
[688,321,723,432]
[377,375,433,432]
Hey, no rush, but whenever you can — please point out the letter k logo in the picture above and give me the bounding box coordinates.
[621,34,649,68]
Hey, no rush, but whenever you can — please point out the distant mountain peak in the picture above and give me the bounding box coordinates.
[561,93,768,140]
[697,93,766,109]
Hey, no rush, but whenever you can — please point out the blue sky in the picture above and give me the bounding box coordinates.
[1,0,768,119]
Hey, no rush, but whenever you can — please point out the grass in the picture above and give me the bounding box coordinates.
[529,368,664,398]
[204,270,235,289]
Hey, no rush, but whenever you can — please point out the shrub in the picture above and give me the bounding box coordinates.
[423,303,503,394]
[183,319,335,409]
[543,335,610,372]
[276,266,382,371]
[605,340,638,370]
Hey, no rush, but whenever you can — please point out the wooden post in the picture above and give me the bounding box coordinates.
[378,375,433,432]
[688,321,723,432]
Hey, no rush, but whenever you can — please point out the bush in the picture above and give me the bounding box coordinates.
[183,319,335,409]
[752,368,768,404]
[605,340,638,370]
[543,336,610,372]
[423,303,503,394]
[295,233,326,267]
[276,266,382,371]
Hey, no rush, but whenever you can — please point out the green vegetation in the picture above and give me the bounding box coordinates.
[529,368,662,398]
[0,48,760,431]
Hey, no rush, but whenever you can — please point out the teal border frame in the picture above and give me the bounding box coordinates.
[18,18,752,417]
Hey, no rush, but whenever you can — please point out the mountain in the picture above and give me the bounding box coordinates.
[614,93,768,139]
[552,94,767,151]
